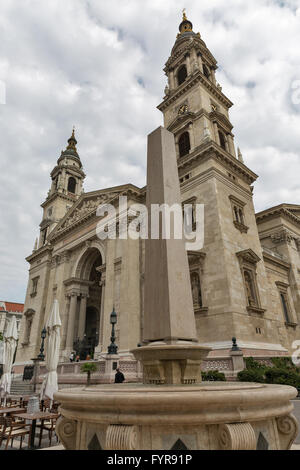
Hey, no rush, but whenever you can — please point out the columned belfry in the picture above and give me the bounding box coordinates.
[160,11,236,159]
[38,130,85,249]
[158,13,286,354]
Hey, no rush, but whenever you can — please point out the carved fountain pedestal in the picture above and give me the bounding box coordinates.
[55,127,298,450]
[55,381,298,450]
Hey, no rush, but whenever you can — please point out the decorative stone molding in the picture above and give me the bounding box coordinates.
[233,220,249,234]
[203,359,232,371]
[218,423,256,450]
[106,425,139,450]
[276,414,299,450]
[236,249,260,266]
[271,230,293,245]
[55,416,77,450]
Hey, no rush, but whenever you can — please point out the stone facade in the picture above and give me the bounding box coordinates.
[15,14,300,370]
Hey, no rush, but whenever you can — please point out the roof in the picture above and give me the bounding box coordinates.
[0,301,24,314]
[256,203,300,226]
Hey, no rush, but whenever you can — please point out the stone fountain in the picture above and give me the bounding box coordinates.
[55,127,298,450]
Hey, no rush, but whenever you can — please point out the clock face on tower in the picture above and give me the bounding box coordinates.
[178,104,188,115]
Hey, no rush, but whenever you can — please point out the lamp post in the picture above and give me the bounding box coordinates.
[108,308,118,355]
[37,327,47,361]
[31,327,47,394]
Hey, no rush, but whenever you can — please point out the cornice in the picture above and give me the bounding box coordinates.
[256,205,300,228]
[177,140,258,185]
[41,191,77,209]
[51,164,85,179]
[209,110,233,132]
[236,249,261,265]
[262,251,290,271]
[158,71,233,112]
[26,244,53,264]
[167,36,217,70]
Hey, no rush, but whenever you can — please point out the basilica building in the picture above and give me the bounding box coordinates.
[15,14,300,372]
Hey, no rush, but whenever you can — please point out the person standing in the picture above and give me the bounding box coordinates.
[114,368,125,383]
[69,351,75,362]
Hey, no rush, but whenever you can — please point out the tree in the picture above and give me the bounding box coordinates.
[80,362,98,386]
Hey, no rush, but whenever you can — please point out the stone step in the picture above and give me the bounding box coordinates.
[9,380,34,395]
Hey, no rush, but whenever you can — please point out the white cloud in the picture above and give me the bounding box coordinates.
[0,0,300,301]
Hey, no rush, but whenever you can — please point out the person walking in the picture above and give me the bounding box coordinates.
[69,351,75,362]
[114,368,125,383]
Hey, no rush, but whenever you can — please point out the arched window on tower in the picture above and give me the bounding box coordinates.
[68,176,76,194]
[178,132,191,158]
[203,64,211,80]
[177,65,187,86]
[218,131,227,151]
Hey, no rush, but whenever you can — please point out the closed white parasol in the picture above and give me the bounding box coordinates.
[0,316,18,405]
[40,300,61,402]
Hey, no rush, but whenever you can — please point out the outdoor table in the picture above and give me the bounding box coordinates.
[13,412,59,449]
[0,407,26,415]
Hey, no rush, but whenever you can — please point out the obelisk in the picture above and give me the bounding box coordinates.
[132,127,210,384]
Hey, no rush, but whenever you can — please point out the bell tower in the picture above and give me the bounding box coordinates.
[157,13,285,356]
[37,129,85,249]
[159,11,237,160]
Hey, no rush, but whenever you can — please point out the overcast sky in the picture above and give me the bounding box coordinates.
[1,0,300,303]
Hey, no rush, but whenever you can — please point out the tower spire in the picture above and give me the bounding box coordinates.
[66,127,78,154]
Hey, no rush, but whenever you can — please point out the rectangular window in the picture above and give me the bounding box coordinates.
[280,292,290,323]
[229,195,248,233]
[31,277,39,297]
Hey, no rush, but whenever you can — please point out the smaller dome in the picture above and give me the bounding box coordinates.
[179,10,193,34]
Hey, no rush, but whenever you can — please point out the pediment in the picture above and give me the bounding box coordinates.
[50,185,141,239]
[167,112,195,133]
[283,205,300,220]
[236,249,261,265]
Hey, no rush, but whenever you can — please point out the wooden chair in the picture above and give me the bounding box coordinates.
[0,416,31,450]
[37,414,59,448]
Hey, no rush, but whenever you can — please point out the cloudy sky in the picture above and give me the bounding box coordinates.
[1,0,300,303]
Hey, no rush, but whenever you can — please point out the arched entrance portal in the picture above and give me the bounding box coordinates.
[73,248,103,359]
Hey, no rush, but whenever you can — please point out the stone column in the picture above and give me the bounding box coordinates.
[188,123,195,151]
[185,53,191,75]
[101,240,115,354]
[169,69,175,90]
[211,68,217,85]
[119,237,140,353]
[197,53,203,73]
[77,295,87,340]
[227,134,237,158]
[62,294,71,349]
[65,293,78,350]
[213,122,220,145]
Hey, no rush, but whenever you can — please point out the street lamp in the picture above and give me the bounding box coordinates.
[108,308,118,355]
[37,327,47,361]
[31,327,47,394]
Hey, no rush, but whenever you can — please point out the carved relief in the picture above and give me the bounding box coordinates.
[271,230,293,245]
[276,414,299,450]
[106,425,139,450]
[218,423,256,450]
[57,194,117,233]
[55,416,77,450]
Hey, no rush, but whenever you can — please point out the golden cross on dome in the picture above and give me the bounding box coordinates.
[182,8,187,21]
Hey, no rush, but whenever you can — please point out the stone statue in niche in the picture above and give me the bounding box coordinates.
[244,271,255,306]
[191,272,202,307]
